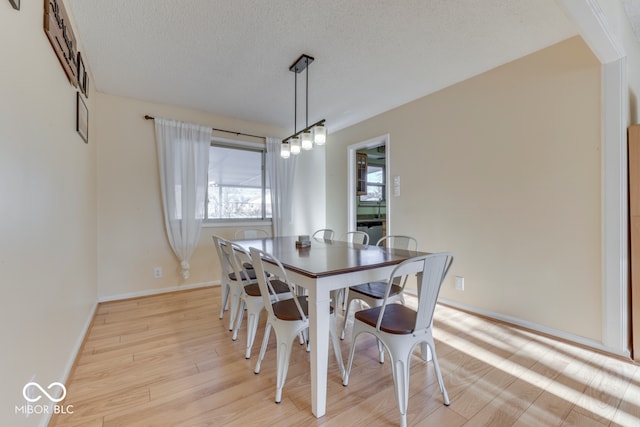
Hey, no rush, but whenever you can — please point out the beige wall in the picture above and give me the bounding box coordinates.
[0,1,97,426]
[0,5,618,426]
[96,94,310,299]
[327,36,603,341]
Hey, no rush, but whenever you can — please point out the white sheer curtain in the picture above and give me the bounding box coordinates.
[154,118,211,279]
[266,137,297,236]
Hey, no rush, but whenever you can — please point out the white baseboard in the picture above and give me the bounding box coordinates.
[97,281,219,303]
[436,297,630,359]
[39,301,98,427]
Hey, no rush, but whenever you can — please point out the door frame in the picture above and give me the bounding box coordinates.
[347,134,390,235]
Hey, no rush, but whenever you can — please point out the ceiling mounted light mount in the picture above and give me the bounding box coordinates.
[281,54,326,158]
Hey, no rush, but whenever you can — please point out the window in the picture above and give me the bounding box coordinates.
[206,142,271,221]
[359,164,385,202]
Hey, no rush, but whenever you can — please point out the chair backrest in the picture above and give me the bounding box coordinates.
[249,247,306,321]
[376,253,453,333]
[312,228,335,241]
[234,229,269,239]
[343,231,369,245]
[378,235,418,288]
[212,235,233,278]
[376,235,418,251]
[218,237,252,283]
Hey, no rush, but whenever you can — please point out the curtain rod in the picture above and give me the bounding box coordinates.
[144,115,266,140]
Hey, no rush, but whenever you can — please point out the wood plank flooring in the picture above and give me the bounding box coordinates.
[49,286,639,426]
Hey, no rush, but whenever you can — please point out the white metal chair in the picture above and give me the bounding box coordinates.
[332,231,371,313]
[340,235,418,363]
[250,247,345,403]
[214,236,260,332]
[234,229,269,270]
[343,230,369,245]
[213,235,243,327]
[341,236,417,337]
[234,229,270,239]
[376,235,418,251]
[312,228,335,241]
[342,253,453,427]
[221,240,292,358]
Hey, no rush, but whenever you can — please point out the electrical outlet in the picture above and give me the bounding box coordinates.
[153,267,163,279]
[455,276,464,291]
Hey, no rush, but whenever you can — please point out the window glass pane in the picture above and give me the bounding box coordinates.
[365,185,383,201]
[367,165,384,184]
[359,164,385,202]
[265,189,272,217]
[207,145,269,219]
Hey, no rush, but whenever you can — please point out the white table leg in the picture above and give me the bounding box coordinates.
[307,279,331,418]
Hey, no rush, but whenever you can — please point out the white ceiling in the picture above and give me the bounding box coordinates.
[67,0,579,134]
[623,0,640,41]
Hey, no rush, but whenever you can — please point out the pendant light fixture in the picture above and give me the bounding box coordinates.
[281,54,326,158]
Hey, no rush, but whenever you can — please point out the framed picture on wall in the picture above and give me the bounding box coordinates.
[77,52,88,97]
[76,92,88,143]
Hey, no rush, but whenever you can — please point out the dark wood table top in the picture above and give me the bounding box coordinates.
[234,236,424,279]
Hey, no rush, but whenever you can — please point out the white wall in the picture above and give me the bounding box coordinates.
[0,1,97,426]
[290,145,327,236]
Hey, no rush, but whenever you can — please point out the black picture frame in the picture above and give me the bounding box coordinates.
[9,0,19,10]
[76,92,88,143]
[77,52,88,97]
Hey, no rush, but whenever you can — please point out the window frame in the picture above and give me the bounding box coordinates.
[358,163,386,203]
[204,137,272,225]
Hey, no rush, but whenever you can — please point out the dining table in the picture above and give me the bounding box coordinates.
[233,235,425,418]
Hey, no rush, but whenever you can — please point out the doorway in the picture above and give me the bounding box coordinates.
[347,134,390,243]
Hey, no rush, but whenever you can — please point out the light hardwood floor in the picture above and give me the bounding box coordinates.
[50,286,640,426]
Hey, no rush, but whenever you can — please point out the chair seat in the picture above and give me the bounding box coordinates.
[273,296,309,321]
[354,304,416,335]
[244,279,290,297]
[349,281,403,300]
[272,296,335,321]
[229,269,256,281]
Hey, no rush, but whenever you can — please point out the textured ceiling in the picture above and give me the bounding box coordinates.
[67,0,578,134]
[623,0,640,41]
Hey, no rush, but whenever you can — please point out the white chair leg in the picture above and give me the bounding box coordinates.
[219,283,230,319]
[340,299,354,340]
[299,328,310,352]
[245,308,260,359]
[275,340,292,403]
[274,325,303,403]
[232,299,245,340]
[427,338,450,405]
[342,328,363,386]
[329,313,345,376]
[228,290,241,331]
[389,350,411,427]
[377,339,385,364]
[254,323,272,374]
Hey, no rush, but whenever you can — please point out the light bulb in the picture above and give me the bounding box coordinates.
[290,136,301,154]
[280,143,290,158]
[314,124,326,145]
[301,131,313,150]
